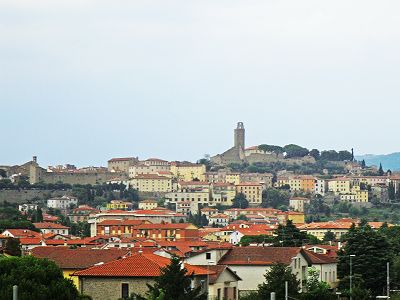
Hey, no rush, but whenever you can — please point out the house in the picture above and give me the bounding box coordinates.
[19,237,45,252]
[229,225,276,245]
[289,197,310,213]
[133,223,199,241]
[138,199,158,210]
[32,247,131,288]
[217,247,310,294]
[68,205,100,223]
[205,265,241,300]
[73,253,211,300]
[208,214,230,227]
[47,195,78,210]
[33,222,70,235]
[95,219,149,237]
[1,229,41,239]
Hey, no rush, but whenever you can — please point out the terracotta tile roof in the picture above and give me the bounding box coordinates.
[139,199,158,203]
[207,265,242,284]
[209,213,229,219]
[45,239,66,245]
[304,250,337,264]
[97,219,146,226]
[219,247,302,265]
[179,181,209,186]
[33,222,70,230]
[2,229,41,238]
[236,182,262,186]
[19,237,43,245]
[32,247,130,269]
[134,174,170,180]
[73,253,212,277]
[135,223,197,230]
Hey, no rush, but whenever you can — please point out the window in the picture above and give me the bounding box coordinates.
[206,252,211,260]
[217,288,221,300]
[233,287,237,299]
[121,283,129,299]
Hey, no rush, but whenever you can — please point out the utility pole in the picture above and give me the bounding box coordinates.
[13,285,18,300]
[387,262,390,298]
[285,281,288,300]
[349,254,355,300]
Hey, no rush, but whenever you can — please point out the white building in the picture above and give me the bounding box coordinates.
[314,179,327,196]
[47,195,78,209]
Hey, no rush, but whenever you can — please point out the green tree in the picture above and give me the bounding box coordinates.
[262,188,290,208]
[0,256,83,300]
[322,231,336,243]
[3,238,21,256]
[257,263,300,300]
[378,163,384,176]
[389,182,396,201]
[309,149,320,160]
[361,159,366,169]
[302,267,335,300]
[337,222,393,296]
[137,256,206,300]
[274,220,308,247]
[232,193,249,209]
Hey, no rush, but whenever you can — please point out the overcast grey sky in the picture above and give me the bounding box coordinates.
[1,0,400,167]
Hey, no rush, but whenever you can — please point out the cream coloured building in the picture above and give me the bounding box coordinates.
[170,162,206,181]
[138,199,158,210]
[107,157,138,173]
[327,178,351,195]
[130,174,172,193]
[235,182,262,205]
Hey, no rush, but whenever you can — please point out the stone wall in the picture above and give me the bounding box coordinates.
[80,277,155,300]
[0,189,68,204]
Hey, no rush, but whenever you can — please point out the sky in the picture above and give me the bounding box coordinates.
[1,0,400,167]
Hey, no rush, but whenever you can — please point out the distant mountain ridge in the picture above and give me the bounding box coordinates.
[356,152,400,171]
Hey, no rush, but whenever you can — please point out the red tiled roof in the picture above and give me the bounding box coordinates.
[135,223,197,230]
[304,250,337,264]
[97,219,146,226]
[2,229,41,238]
[32,247,130,269]
[19,238,43,245]
[33,222,70,230]
[134,174,170,180]
[219,247,302,265]
[73,253,211,277]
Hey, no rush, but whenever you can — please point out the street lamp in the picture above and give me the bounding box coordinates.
[349,255,356,300]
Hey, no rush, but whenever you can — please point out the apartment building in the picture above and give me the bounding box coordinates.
[130,174,172,193]
[235,182,262,205]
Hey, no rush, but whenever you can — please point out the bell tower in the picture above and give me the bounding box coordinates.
[234,122,245,149]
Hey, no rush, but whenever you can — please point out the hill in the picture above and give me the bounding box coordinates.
[356,152,400,171]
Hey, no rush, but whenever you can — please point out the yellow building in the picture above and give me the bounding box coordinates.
[327,178,351,195]
[286,211,305,224]
[211,183,236,206]
[130,174,172,192]
[236,182,262,205]
[170,162,206,181]
[106,200,133,210]
[225,173,241,185]
[276,177,290,188]
[340,186,369,203]
[299,176,315,193]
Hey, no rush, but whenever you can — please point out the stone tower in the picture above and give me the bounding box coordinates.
[234,122,245,149]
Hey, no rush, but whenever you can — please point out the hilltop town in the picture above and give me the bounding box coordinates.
[1,122,399,300]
